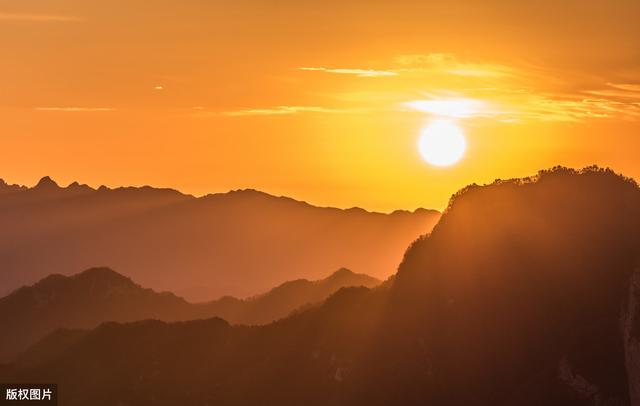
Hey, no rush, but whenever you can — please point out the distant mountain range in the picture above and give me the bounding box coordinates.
[3,167,638,405]
[0,266,380,363]
[0,176,438,301]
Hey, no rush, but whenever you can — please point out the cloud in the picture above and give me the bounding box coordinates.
[401,90,640,123]
[395,53,453,66]
[389,55,640,123]
[0,13,84,22]
[584,89,640,99]
[217,106,357,117]
[607,83,640,92]
[35,107,114,112]
[403,98,494,118]
[289,54,640,124]
[467,94,640,123]
[394,53,516,78]
[299,67,398,77]
[584,83,640,100]
[510,97,640,122]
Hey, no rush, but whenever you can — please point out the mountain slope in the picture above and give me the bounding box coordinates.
[204,267,380,325]
[4,166,639,405]
[367,166,640,405]
[0,177,438,300]
[0,267,379,362]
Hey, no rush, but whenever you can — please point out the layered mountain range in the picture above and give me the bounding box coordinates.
[0,177,438,301]
[0,267,380,363]
[3,167,638,405]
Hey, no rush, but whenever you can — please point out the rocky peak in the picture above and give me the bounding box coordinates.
[34,176,60,190]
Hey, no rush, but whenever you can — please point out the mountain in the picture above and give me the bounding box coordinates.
[0,177,438,301]
[367,166,640,405]
[12,328,87,371]
[0,178,26,194]
[3,166,639,405]
[205,267,380,325]
[0,267,380,363]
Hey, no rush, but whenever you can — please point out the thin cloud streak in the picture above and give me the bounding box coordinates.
[484,96,640,123]
[220,54,640,123]
[0,13,84,22]
[327,54,640,123]
[394,53,516,78]
[35,107,114,112]
[403,98,494,118]
[299,67,398,77]
[584,89,640,100]
[607,83,640,92]
[217,106,356,117]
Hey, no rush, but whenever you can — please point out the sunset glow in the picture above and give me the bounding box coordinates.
[1,2,640,403]
[405,99,490,119]
[0,1,638,211]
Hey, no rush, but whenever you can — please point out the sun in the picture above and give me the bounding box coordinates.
[418,120,467,167]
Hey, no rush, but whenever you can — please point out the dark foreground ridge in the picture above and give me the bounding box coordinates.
[2,166,639,406]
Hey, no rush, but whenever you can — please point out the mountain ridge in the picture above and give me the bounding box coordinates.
[4,166,638,405]
[0,176,439,300]
[0,266,381,363]
[0,176,432,216]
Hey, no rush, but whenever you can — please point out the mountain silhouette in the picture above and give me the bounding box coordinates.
[0,177,438,301]
[205,267,380,325]
[0,179,26,194]
[3,167,639,405]
[12,328,87,371]
[367,166,640,405]
[0,267,379,363]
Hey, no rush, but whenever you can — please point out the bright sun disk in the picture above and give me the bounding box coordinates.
[418,120,467,167]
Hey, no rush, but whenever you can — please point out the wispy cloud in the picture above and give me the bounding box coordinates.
[607,83,640,92]
[219,106,354,117]
[401,88,640,123]
[583,83,640,100]
[271,54,640,123]
[394,53,516,78]
[403,98,494,118]
[301,54,515,80]
[520,97,640,122]
[299,67,398,77]
[35,107,114,112]
[0,13,84,22]
[584,89,640,99]
[362,55,640,123]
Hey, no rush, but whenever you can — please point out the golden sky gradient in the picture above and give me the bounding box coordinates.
[1,0,639,211]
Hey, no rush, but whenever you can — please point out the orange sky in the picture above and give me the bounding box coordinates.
[1,0,639,211]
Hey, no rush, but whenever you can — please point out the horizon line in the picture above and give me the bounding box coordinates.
[0,175,439,216]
